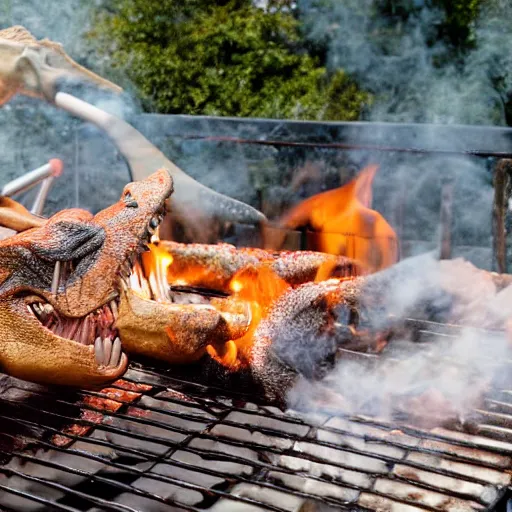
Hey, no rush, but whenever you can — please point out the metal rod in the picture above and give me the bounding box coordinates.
[492,159,512,273]
[178,134,512,159]
[30,177,54,215]
[439,179,454,260]
[1,160,62,198]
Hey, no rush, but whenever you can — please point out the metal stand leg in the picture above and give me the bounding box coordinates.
[492,159,512,273]
[1,159,63,217]
[439,178,454,260]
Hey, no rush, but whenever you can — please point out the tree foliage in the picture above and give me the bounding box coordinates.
[90,0,370,120]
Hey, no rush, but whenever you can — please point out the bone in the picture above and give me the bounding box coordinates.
[94,337,104,365]
[109,337,122,367]
[102,338,112,365]
[51,261,61,295]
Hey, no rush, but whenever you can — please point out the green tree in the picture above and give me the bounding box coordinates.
[89,0,370,120]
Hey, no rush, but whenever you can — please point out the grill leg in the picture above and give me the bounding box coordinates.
[492,159,512,273]
[439,178,454,260]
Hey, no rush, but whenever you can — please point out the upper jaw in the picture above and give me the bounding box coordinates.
[38,169,172,318]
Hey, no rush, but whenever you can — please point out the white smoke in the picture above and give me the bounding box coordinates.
[287,254,512,427]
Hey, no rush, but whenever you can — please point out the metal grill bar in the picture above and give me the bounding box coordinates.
[0,321,511,511]
[134,115,512,158]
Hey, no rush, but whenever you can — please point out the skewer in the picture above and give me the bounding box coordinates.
[1,159,63,198]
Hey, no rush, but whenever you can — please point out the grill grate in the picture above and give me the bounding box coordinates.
[0,321,511,511]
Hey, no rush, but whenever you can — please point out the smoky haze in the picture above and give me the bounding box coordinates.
[283,2,506,429]
[286,254,512,426]
[1,2,510,427]
[298,0,512,125]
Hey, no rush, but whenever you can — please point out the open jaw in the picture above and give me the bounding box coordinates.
[35,206,167,378]
[26,295,123,369]
[115,242,252,365]
[0,169,172,388]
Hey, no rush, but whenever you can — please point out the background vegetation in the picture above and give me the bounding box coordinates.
[89,0,501,122]
[2,0,510,124]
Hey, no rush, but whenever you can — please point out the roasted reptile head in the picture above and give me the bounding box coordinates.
[115,239,365,371]
[0,25,121,105]
[0,168,172,388]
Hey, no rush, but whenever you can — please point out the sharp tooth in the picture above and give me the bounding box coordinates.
[33,303,42,315]
[43,303,54,316]
[80,315,92,345]
[94,337,104,365]
[110,337,122,367]
[150,226,160,244]
[103,337,112,365]
[110,300,118,320]
[51,261,61,295]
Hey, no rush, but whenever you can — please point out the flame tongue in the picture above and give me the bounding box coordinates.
[207,266,291,368]
[130,244,173,302]
[269,165,398,272]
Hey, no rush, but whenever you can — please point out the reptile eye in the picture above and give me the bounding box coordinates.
[124,192,138,208]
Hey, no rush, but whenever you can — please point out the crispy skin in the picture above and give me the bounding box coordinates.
[161,241,365,292]
[117,292,248,364]
[0,168,172,388]
[249,278,363,400]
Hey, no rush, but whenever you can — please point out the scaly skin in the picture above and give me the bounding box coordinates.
[160,240,366,292]
[249,278,366,400]
[0,168,174,387]
[0,169,256,383]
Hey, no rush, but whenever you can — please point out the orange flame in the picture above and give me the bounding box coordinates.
[141,244,290,370]
[266,165,398,272]
[207,266,290,369]
[139,244,173,300]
